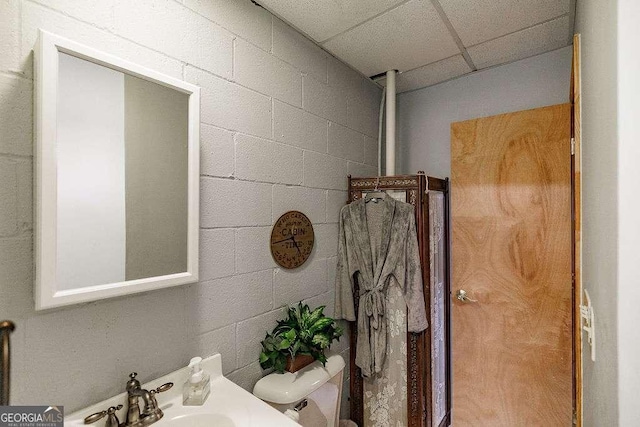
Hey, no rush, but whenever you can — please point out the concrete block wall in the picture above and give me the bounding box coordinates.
[0,0,381,414]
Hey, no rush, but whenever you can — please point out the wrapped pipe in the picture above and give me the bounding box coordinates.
[385,70,397,175]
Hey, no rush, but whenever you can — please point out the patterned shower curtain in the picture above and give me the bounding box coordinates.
[429,191,447,426]
[362,191,447,427]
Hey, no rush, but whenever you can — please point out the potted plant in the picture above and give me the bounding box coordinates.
[259,302,343,373]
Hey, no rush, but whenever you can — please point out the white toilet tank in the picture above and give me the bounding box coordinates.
[253,353,346,427]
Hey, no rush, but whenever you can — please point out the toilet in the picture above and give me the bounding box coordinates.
[253,353,346,427]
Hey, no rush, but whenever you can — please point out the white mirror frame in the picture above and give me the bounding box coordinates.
[34,30,200,310]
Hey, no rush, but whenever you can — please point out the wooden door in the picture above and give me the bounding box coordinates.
[570,33,583,427]
[451,104,573,426]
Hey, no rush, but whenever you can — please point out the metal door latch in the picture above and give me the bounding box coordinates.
[580,289,596,361]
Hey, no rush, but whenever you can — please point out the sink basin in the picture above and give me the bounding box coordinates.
[169,413,236,427]
[64,354,299,427]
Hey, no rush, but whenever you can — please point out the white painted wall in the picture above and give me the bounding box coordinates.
[0,0,380,414]
[397,47,572,177]
[56,52,126,290]
[575,1,620,425]
[616,1,640,425]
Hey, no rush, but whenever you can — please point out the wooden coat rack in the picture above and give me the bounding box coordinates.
[346,172,452,427]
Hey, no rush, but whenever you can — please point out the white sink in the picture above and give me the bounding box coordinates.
[65,354,299,427]
[168,413,236,427]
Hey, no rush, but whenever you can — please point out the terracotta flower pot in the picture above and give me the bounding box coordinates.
[285,354,315,373]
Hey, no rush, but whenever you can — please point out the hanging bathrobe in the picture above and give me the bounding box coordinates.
[334,193,428,426]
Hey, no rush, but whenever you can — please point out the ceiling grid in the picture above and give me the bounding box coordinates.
[430,0,477,71]
[256,0,574,92]
[319,0,415,45]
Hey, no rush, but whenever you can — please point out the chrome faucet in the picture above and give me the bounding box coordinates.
[84,372,173,427]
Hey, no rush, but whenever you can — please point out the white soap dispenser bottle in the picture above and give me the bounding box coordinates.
[182,356,210,406]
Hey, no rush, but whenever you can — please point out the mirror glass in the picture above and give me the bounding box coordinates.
[56,52,189,290]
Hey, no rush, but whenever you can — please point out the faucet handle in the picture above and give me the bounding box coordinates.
[147,383,173,412]
[84,411,106,424]
[83,405,123,424]
[153,382,173,394]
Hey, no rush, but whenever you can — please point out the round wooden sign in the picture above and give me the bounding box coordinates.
[270,211,315,269]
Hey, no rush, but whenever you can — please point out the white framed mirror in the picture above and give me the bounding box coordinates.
[34,30,200,310]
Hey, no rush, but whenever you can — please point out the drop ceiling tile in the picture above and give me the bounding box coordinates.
[467,15,570,69]
[394,55,472,92]
[439,0,571,46]
[257,0,406,42]
[322,0,459,77]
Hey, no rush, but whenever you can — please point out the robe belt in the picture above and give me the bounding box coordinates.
[357,284,387,376]
[362,286,385,331]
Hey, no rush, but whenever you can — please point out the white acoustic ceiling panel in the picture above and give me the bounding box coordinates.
[255,0,575,92]
[257,0,407,42]
[468,15,570,69]
[322,0,459,76]
[393,55,472,92]
[438,0,571,46]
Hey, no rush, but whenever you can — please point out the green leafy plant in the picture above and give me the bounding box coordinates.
[259,302,343,373]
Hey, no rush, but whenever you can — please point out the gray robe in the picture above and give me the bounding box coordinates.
[334,194,428,377]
